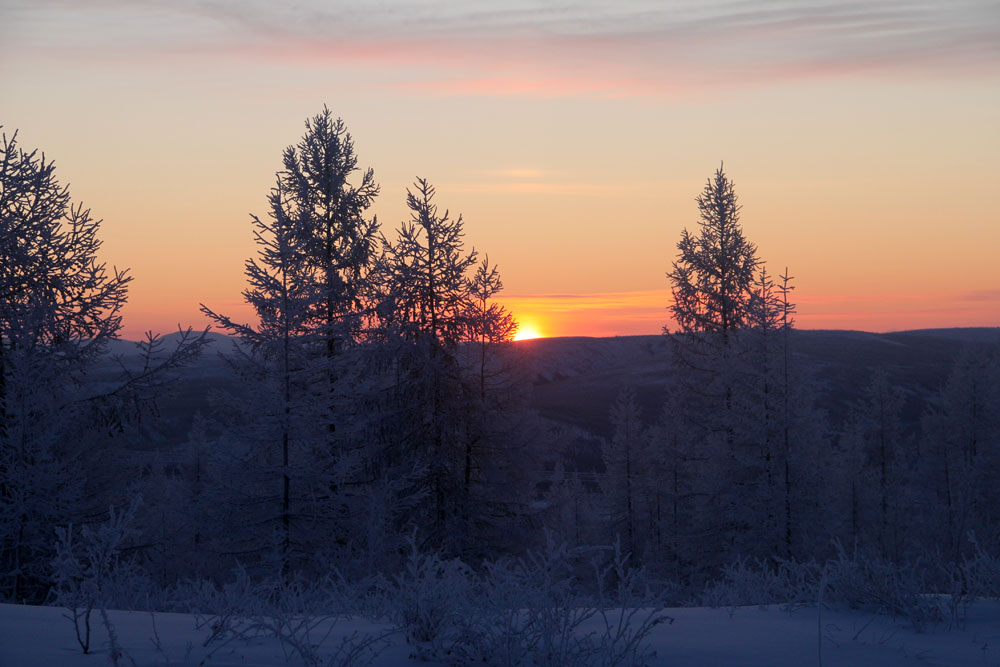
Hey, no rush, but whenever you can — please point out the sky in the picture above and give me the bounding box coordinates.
[1,0,998,339]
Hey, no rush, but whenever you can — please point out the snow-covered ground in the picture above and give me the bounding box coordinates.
[3,601,998,666]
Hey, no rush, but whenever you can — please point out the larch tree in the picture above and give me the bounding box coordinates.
[776,268,797,557]
[0,125,127,599]
[667,164,760,342]
[601,388,654,561]
[465,257,517,401]
[281,107,380,437]
[378,178,478,549]
[201,180,323,569]
[0,128,205,601]
[838,368,908,560]
[458,256,531,556]
[665,165,761,440]
[739,265,787,556]
[664,164,766,564]
[381,178,477,347]
[739,265,826,560]
[201,108,384,570]
[919,345,1000,559]
[645,390,704,577]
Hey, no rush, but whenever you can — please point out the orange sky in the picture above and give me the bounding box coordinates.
[1,1,998,339]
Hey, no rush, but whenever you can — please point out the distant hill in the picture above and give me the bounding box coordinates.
[103,330,237,361]
[94,327,999,457]
[518,335,672,439]
[520,327,1000,439]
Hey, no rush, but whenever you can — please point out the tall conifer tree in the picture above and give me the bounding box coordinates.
[379,178,477,548]
[664,165,764,563]
[201,109,379,568]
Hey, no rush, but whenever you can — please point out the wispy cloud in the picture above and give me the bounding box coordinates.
[960,289,1000,302]
[7,1,998,96]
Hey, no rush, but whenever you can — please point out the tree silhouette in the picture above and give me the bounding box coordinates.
[379,178,478,548]
[0,128,204,600]
[667,164,760,341]
[201,108,381,568]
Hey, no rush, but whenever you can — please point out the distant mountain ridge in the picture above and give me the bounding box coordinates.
[97,327,998,452]
[520,327,999,439]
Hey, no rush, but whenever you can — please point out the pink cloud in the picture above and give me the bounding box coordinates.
[9,1,998,98]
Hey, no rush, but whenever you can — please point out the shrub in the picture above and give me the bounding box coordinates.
[393,532,670,666]
[49,497,143,661]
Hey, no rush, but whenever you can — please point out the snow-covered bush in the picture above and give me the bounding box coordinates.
[700,555,815,609]
[49,498,143,658]
[940,538,1000,627]
[391,534,474,658]
[822,542,943,632]
[176,565,264,647]
[955,543,1000,599]
[243,574,389,667]
[451,536,598,666]
[591,541,672,666]
[173,564,390,666]
[391,533,669,666]
[701,543,956,632]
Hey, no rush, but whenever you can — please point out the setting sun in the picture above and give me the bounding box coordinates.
[513,323,543,341]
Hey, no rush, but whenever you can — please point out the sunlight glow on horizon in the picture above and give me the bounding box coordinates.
[513,323,544,341]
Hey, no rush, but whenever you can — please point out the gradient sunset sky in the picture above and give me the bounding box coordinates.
[2,0,998,338]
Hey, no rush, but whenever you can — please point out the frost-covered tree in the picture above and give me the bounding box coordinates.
[132,415,219,582]
[201,180,329,568]
[0,128,205,601]
[775,269,797,556]
[465,257,518,401]
[376,181,533,557]
[839,368,908,560]
[644,391,702,577]
[545,457,605,552]
[664,166,762,453]
[280,106,380,434]
[1,127,130,602]
[667,164,760,342]
[378,178,478,548]
[735,265,792,556]
[919,345,1000,558]
[381,178,477,347]
[660,168,828,569]
[601,388,655,560]
[663,165,765,564]
[455,256,534,557]
[201,109,388,571]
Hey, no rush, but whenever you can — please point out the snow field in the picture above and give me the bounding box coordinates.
[3,601,1000,666]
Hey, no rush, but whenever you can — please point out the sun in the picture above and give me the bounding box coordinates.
[513,325,543,341]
